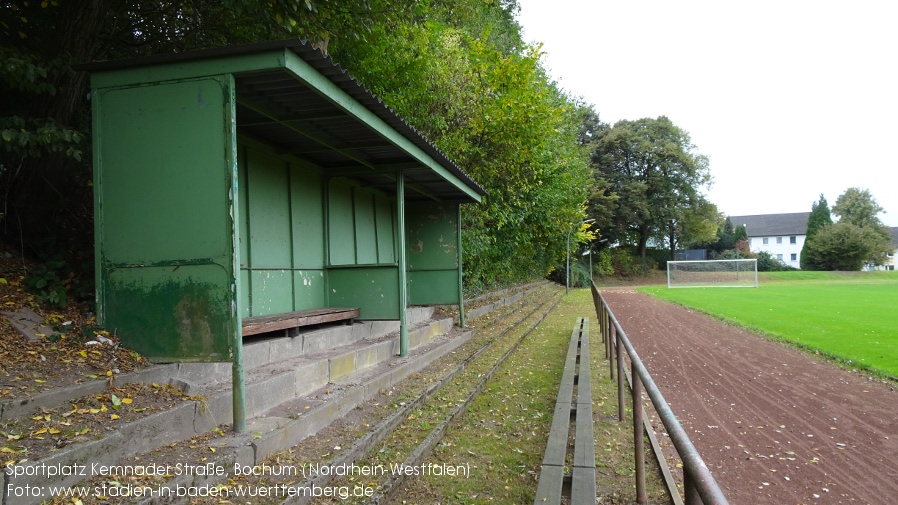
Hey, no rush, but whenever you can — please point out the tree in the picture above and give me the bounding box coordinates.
[800,194,833,269]
[801,222,885,271]
[832,187,893,267]
[588,116,711,265]
[659,197,720,259]
[2,0,423,255]
[3,0,597,299]
[803,188,893,270]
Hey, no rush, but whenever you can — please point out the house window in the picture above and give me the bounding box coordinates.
[762,237,769,245]
[791,253,797,261]
[777,254,783,261]
[790,236,797,244]
[776,237,783,244]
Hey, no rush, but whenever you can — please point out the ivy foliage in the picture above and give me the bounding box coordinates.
[1,0,595,302]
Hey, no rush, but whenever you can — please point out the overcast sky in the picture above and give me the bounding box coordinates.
[516,0,898,226]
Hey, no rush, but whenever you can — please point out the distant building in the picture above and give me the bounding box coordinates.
[883,227,898,271]
[729,213,810,269]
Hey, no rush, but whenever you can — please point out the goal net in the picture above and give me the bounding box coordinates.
[667,259,758,288]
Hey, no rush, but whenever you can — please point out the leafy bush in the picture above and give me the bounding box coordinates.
[595,249,614,277]
[755,251,797,271]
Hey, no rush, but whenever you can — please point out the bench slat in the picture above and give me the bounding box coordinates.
[241,307,360,336]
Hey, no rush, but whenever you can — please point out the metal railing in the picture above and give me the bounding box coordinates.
[591,282,729,505]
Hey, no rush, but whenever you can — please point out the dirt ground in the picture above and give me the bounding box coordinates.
[600,289,898,505]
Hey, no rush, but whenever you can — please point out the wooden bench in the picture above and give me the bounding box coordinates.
[241,307,360,336]
[533,317,596,505]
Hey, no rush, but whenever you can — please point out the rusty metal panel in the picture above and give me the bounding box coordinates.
[406,202,461,305]
[94,77,236,361]
[327,266,400,319]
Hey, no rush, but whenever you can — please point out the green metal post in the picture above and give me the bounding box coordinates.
[456,204,466,328]
[226,74,246,433]
[397,172,409,357]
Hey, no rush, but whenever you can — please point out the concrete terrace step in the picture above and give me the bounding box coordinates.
[1,283,554,504]
[1,313,460,504]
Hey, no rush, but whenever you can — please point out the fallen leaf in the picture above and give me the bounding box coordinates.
[110,414,120,420]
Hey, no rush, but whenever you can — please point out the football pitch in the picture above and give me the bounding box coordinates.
[640,271,898,377]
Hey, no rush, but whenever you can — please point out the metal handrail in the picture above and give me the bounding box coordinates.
[591,282,729,505]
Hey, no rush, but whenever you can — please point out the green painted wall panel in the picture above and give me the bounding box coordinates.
[406,202,461,305]
[375,196,396,264]
[240,269,251,318]
[98,79,231,265]
[328,180,356,265]
[95,78,235,361]
[250,270,294,316]
[354,191,378,264]
[290,168,325,268]
[237,144,250,267]
[406,203,459,270]
[247,150,291,268]
[105,264,232,362]
[408,270,460,304]
[293,270,327,310]
[327,267,400,319]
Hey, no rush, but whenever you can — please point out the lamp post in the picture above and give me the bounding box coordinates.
[567,218,595,293]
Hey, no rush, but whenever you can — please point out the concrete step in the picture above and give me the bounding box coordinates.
[1,284,552,504]
[1,315,458,505]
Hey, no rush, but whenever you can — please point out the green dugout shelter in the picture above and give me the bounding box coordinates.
[79,40,485,429]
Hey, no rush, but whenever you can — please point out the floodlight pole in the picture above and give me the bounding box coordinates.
[567,218,595,293]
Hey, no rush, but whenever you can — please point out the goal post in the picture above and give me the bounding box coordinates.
[667,259,758,288]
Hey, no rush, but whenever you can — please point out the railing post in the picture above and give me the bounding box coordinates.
[609,324,616,381]
[617,330,625,423]
[684,472,702,505]
[632,366,647,504]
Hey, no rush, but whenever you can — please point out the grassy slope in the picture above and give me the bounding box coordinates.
[640,271,898,377]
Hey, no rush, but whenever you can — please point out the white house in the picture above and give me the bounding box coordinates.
[884,227,898,271]
[729,213,810,269]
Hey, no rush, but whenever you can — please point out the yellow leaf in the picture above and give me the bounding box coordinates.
[79,350,87,358]
[101,404,107,413]
[209,447,216,453]
[34,379,46,383]
[49,428,60,434]
[106,370,113,377]
[110,414,120,420]
[33,428,48,435]
[121,398,132,405]
[88,408,100,414]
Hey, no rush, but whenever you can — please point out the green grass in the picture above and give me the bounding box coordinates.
[641,271,898,377]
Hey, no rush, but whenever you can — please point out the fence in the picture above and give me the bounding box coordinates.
[591,282,729,505]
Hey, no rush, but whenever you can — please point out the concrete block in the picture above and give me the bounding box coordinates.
[121,402,199,455]
[355,340,394,370]
[175,362,231,388]
[269,334,303,362]
[245,373,297,417]
[407,306,434,326]
[302,325,354,354]
[365,320,400,340]
[195,390,233,433]
[294,360,330,397]
[350,321,373,341]
[242,339,272,370]
[328,350,357,381]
